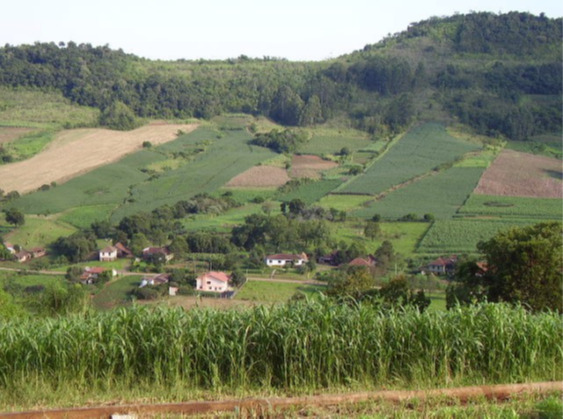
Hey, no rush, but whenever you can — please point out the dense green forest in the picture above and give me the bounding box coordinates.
[0,12,561,139]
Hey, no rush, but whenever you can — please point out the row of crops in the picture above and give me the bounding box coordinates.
[0,300,560,390]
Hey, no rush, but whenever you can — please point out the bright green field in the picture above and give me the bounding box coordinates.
[92,275,141,310]
[417,219,537,254]
[182,203,279,233]
[332,221,430,256]
[318,194,374,212]
[235,280,325,302]
[0,271,64,288]
[339,123,481,195]
[297,127,372,155]
[1,216,76,249]
[458,194,563,220]
[58,205,118,229]
[353,166,486,220]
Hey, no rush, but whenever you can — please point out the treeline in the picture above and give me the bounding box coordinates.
[0,12,560,139]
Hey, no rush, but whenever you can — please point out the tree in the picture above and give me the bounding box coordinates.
[364,220,381,239]
[99,101,139,130]
[476,221,563,312]
[229,269,247,288]
[3,208,24,226]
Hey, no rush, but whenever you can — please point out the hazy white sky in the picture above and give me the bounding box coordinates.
[1,1,561,61]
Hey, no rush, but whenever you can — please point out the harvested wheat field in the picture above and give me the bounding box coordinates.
[0,127,33,144]
[0,122,198,193]
[226,165,290,188]
[474,149,562,198]
[291,154,338,179]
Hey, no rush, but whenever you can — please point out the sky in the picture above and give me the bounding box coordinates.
[1,0,561,61]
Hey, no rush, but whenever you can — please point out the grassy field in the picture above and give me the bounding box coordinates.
[0,86,99,129]
[296,127,372,155]
[318,194,373,212]
[332,221,430,256]
[417,219,537,254]
[57,204,118,229]
[236,280,325,302]
[1,215,76,249]
[353,166,486,220]
[339,123,481,195]
[458,194,563,220]
[92,275,141,310]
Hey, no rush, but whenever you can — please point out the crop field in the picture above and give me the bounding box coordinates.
[0,271,64,289]
[111,128,276,220]
[417,219,536,254]
[57,204,118,229]
[0,302,559,404]
[458,194,563,220]
[277,179,343,205]
[0,122,198,194]
[92,276,140,310]
[353,167,486,220]
[290,155,338,179]
[474,149,562,198]
[225,165,290,188]
[339,123,481,195]
[296,127,372,155]
[1,215,76,249]
[0,127,33,144]
[235,280,324,302]
[182,203,273,233]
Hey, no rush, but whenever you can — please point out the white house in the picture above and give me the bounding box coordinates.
[265,253,308,267]
[196,271,230,293]
[99,245,118,262]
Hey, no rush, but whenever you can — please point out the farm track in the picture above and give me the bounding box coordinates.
[3,382,561,418]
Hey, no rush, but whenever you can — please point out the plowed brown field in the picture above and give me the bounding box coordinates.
[475,149,562,198]
[0,122,198,193]
[226,165,290,188]
[291,154,338,179]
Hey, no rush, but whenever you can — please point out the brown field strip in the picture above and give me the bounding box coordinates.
[3,382,561,418]
[0,127,33,144]
[0,122,198,194]
[475,149,562,198]
[291,154,338,179]
[226,165,290,187]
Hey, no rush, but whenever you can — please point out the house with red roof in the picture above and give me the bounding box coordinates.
[265,253,308,267]
[196,271,231,292]
[426,256,458,276]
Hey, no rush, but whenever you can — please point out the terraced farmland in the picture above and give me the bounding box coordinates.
[339,123,480,195]
[458,195,563,220]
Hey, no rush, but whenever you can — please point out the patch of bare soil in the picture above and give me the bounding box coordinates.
[0,127,33,144]
[0,122,198,194]
[474,149,562,198]
[225,165,290,188]
[291,154,338,179]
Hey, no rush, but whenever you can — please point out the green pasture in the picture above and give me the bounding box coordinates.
[92,275,141,310]
[353,166,485,220]
[276,179,343,205]
[57,204,117,229]
[297,127,372,155]
[3,130,55,161]
[0,86,99,128]
[1,216,76,249]
[235,280,324,302]
[339,123,481,195]
[0,271,64,288]
[218,187,277,204]
[182,203,277,233]
[458,194,563,220]
[332,221,430,257]
[318,194,374,212]
[417,219,537,254]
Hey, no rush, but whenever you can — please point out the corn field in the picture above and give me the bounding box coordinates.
[0,300,561,391]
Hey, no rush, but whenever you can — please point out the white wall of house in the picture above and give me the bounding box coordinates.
[196,276,228,292]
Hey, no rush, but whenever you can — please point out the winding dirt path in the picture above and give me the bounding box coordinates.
[3,382,560,418]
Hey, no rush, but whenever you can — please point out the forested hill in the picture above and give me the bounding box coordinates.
[0,11,561,141]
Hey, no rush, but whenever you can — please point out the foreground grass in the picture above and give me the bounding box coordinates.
[0,300,560,411]
[235,280,324,302]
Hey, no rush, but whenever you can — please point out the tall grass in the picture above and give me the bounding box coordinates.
[0,300,560,392]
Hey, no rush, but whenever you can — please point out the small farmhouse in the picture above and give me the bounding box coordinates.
[139,273,170,288]
[115,242,133,258]
[99,245,118,262]
[196,271,230,292]
[265,253,308,267]
[426,256,458,276]
[142,247,174,262]
[348,256,377,267]
[80,267,116,284]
